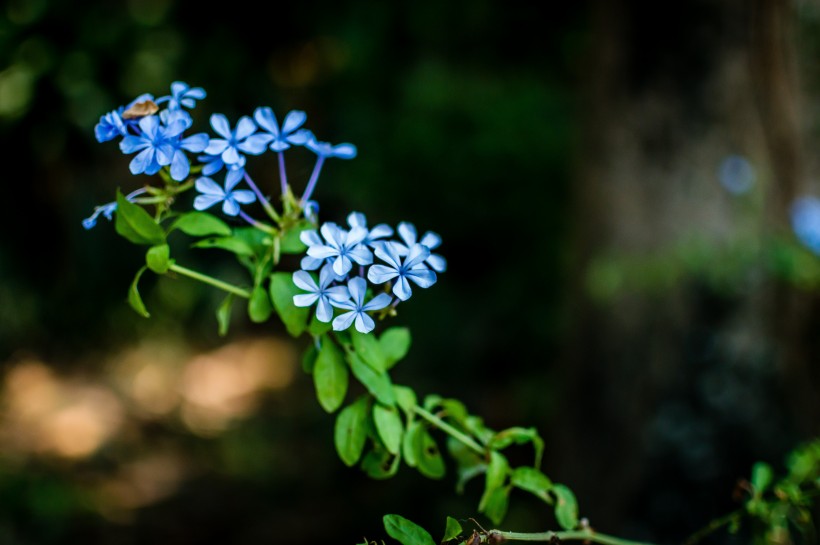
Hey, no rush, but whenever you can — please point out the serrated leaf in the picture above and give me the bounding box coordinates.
[442,517,462,543]
[352,330,387,372]
[248,284,272,323]
[553,484,579,530]
[279,221,311,254]
[511,467,553,502]
[216,293,233,336]
[348,353,395,406]
[413,426,445,479]
[361,443,400,480]
[128,266,151,318]
[270,272,309,337]
[373,403,403,455]
[115,191,165,245]
[145,243,171,274]
[314,341,348,413]
[334,396,369,467]
[380,327,411,369]
[383,514,435,545]
[171,211,231,237]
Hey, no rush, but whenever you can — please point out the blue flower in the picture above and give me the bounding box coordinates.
[368,242,437,301]
[197,153,246,177]
[791,196,820,255]
[160,111,210,181]
[305,131,357,159]
[292,268,350,323]
[719,155,755,195]
[203,114,271,167]
[82,187,147,229]
[330,277,392,333]
[303,200,320,223]
[347,212,393,247]
[119,115,176,175]
[393,222,447,272]
[194,170,256,216]
[156,81,206,110]
[94,93,155,143]
[306,223,373,276]
[253,108,310,152]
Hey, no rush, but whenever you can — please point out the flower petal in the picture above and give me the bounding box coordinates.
[234,116,257,140]
[404,244,431,269]
[194,194,223,211]
[232,190,256,204]
[315,297,334,323]
[393,276,413,301]
[293,293,320,307]
[397,222,417,247]
[425,253,447,273]
[332,311,357,332]
[239,134,272,155]
[253,107,279,136]
[293,270,319,292]
[347,277,367,306]
[367,265,398,285]
[169,151,190,181]
[406,267,437,288]
[222,198,240,216]
[210,114,232,139]
[354,312,375,334]
[363,293,392,311]
[282,110,307,134]
[204,139,229,156]
[348,245,373,266]
[195,177,224,196]
[129,148,155,174]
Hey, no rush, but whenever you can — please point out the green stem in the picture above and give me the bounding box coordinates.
[169,263,251,298]
[413,405,486,457]
[682,510,741,545]
[492,528,656,545]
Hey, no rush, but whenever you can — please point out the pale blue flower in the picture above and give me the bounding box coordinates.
[791,196,820,255]
[194,170,256,216]
[393,222,447,272]
[303,200,320,223]
[368,242,437,301]
[203,114,271,167]
[330,277,392,333]
[307,223,373,276]
[82,188,147,229]
[197,153,245,177]
[253,108,310,152]
[159,110,210,181]
[94,93,154,142]
[292,268,350,323]
[305,131,357,159]
[119,115,175,175]
[156,81,206,110]
[347,212,393,247]
[719,155,755,195]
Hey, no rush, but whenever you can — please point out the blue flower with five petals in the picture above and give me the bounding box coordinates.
[194,170,256,216]
[253,108,310,152]
[347,212,393,248]
[161,110,210,181]
[119,115,176,175]
[305,132,357,159]
[156,81,206,110]
[292,268,350,323]
[368,242,437,301]
[307,223,373,276]
[393,222,447,272]
[203,114,270,167]
[330,277,392,333]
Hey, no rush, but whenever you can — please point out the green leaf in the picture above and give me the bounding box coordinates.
[373,403,403,455]
[481,486,511,525]
[314,341,348,413]
[442,517,462,543]
[413,426,445,479]
[248,284,273,323]
[279,221,311,254]
[489,427,544,468]
[361,443,400,479]
[145,244,171,274]
[380,327,411,369]
[171,211,231,237]
[348,353,395,406]
[751,462,773,496]
[479,452,509,514]
[447,437,486,494]
[383,514,435,545]
[403,421,422,468]
[511,467,553,503]
[301,343,317,374]
[308,314,332,336]
[393,385,418,418]
[115,191,165,245]
[334,396,370,467]
[216,293,233,336]
[553,484,579,530]
[352,330,388,372]
[192,236,255,256]
[269,272,309,337]
[232,226,273,255]
[127,266,151,318]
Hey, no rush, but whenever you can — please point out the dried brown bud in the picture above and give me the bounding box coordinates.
[487,531,507,544]
[122,99,159,119]
[465,530,482,545]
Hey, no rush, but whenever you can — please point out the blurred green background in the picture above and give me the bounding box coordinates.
[1,0,819,543]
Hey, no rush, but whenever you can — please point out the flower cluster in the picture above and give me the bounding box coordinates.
[292,213,447,334]
[87,81,355,226]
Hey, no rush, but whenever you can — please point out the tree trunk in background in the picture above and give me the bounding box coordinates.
[557,0,818,538]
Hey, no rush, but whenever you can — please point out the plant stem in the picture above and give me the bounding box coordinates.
[238,210,277,234]
[278,151,288,196]
[300,155,325,205]
[413,405,485,457]
[169,263,251,298]
[492,529,656,545]
[682,510,742,545]
[243,172,281,223]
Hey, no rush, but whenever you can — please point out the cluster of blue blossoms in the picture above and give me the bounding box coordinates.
[294,214,446,333]
[87,81,355,228]
[89,82,446,335]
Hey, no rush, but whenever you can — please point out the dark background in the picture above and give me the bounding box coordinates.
[0,0,818,543]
